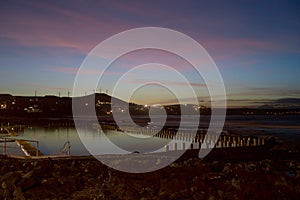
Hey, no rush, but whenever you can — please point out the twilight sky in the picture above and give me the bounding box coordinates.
[0,0,300,107]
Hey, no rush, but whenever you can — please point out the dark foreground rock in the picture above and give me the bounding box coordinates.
[0,145,299,200]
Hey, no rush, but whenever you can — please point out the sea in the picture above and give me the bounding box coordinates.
[2,115,299,156]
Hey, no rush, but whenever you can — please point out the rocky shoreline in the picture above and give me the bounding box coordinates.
[0,143,299,200]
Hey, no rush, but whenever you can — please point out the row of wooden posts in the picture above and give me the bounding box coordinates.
[100,123,266,149]
[163,136,265,152]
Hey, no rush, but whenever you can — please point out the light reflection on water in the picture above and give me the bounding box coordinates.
[17,127,90,156]
[15,127,179,156]
[4,115,299,156]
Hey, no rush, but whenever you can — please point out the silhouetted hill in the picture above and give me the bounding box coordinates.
[0,94,299,120]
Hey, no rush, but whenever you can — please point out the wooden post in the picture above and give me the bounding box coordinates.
[253,138,257,146]
[227,141,230,148]
[68,142,71,156]
[247,137,251,146]
[220,140,223,148]
[233,139,237,147]
[165,145,169,152]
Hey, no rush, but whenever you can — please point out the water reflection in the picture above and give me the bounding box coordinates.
[17,127,90,156]
[16,127,176,156]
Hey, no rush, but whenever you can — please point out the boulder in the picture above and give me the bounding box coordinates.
[0,171,21,191]
[13,187,25,200]
[18,171,40,191]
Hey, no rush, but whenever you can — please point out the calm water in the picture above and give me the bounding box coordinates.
[2,115,299,156]
[1,127,90,156]
[13,127,187,156]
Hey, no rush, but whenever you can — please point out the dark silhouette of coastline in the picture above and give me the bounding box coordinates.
[1,93,299,117]
[0,93,299,128]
